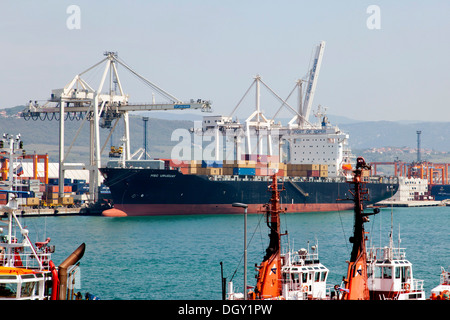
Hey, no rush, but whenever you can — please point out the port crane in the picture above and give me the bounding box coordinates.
[21,52,212,203]
[196,41,326,163]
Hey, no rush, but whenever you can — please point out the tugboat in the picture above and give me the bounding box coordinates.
[0,133,92,300]
[336,157,425,300]
[366,211,425,300]
[337,157,374,300]
[224,175,331,300]
[430,267,450,300]
[0,190,86,300]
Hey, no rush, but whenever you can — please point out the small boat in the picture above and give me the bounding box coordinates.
[336,157,425,300]
[224,175,331,300]
[0,190,88,300]
[0,134,94,300]
[366,216,425,300]
[336,157,374,300]
[430,267,450,300]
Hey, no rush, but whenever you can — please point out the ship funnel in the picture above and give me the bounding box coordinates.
[58,243,86,300]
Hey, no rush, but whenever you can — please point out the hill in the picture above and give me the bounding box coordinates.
[0,107,193,163]
[0,106,449,164]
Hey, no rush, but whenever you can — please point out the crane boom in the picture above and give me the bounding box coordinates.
[301,41,325,126]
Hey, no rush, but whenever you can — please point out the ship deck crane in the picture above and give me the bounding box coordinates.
[193,42,326,165]
[21,52,212,203]
[286,41,325,128]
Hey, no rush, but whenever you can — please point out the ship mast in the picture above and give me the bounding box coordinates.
[252,175,285,299]
[341,157,378,300]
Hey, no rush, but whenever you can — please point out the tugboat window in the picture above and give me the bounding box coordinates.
[315,272,320,282]
[395,267,401,279]
[374,266,382,278]
[383,267,392,279]
[0,283,17,298]
[20,281,36,298]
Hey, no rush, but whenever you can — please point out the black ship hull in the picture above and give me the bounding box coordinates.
[99,168,398,217]
[431,184,450,201]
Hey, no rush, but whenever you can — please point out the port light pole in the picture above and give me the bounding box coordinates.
[232,202,248,300]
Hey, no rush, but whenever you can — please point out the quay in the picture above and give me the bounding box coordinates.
[376,200,444,208]
[1,206,103,218]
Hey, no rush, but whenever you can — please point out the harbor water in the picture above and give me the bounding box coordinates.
[18,205,449,300]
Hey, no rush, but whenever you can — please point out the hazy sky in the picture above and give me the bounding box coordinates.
[1,1,449,122]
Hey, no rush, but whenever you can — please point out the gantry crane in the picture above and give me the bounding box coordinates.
[194,41,326,163]
[21,52,212,203]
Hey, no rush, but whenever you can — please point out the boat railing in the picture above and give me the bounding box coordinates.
[413,279,424,292]
[288,251,320,266]
[440,269,450,285]
[0,252,51,270]
[207,174,399,185]
[367,246,407,261]
[400,279,424,293]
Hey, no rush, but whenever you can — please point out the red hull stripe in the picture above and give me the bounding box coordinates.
[102,203,354,217]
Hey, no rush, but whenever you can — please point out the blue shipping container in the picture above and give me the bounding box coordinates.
[72,183,89,192]
[232,168,255,176]
[48,178,72,185]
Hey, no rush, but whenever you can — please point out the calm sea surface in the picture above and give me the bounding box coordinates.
[19,205,449,300]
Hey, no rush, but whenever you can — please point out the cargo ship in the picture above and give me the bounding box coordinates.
[100,110,398,217]
[99,42,398,217]
[430,184,450,201]
[100,158,398,217]
[98,99,400,218]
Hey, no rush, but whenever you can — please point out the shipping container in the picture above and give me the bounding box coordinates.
[233,167,256,176]
[222,167,234,175]
[26,197,40,206]
[59,197,74,205]
[256,168,269,176]
[320,170,328,177]
[307,170,320,177]
[46,192,59,199]
[48,178,72,185]
[72,183,89,193]
[206,167,222,175]
[179,167,189,174]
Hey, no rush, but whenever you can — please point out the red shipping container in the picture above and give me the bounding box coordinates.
[256,168,269,176]
[179,167,189,174]
[307,170,320,177]
[46,185,59,193]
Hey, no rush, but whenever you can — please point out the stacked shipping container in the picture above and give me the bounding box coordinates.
[166,154,330,178]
